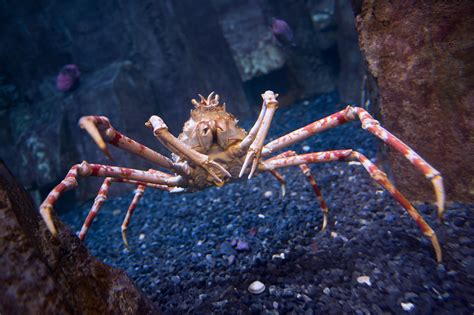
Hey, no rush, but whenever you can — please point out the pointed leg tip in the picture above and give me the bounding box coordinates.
[427,232,442,263]
[122,230,129,249]
[321,215,328,232]
[103,148,114,161]
[281,185,286,198]
[40,205,58,237]
[238,167,246,178]
[432,175,445,222]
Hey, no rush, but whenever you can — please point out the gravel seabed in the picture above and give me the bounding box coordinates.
[61,93,474,314]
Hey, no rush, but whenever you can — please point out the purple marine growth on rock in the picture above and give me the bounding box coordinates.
[56,64,80,92]
[271,18,295,47]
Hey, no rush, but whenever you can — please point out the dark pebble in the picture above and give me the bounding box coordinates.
[170,275,181,285]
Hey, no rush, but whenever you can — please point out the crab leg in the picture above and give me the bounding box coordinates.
[78,177,113,240]
[261,106,445,220]
[146,115,230,183]
[79,116,188,176]
[269,170,287,197]
[78,176,185,241]
[268,150,329,230]
[39,161,185,236]
[239,91,279,179]
[261,149,442,262]
[300,163,329,231]
[237,97,268,154]
[121,184,145,247]
[120,169,184,247]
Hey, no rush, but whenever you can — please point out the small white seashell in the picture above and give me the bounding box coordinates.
[139,233,145,241]
[401,302,415,311]
[272,252,286,260]
[258,214,265,219]
[302,145,311,152]
[357,275,372,286]
[248,280,265,294]
[264,191,273,198]
[330,232,338,238]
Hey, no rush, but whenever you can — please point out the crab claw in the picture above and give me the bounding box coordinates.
[39,204,58,236]
[204,160,231,184]
[239,151,254,178]
[79,117,113,160]
[239,148,261,179]
[239,91,279,179]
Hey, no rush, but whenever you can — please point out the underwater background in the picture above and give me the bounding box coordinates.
[1,0,473,314]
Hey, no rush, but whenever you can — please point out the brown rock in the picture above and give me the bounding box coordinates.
[0,160,158,314]
[357,0,474,201]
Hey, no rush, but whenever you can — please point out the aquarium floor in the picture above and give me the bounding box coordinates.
[61,93,473,314]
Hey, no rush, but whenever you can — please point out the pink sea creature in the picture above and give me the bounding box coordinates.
[271,17,295,47]
[56,64,80,92]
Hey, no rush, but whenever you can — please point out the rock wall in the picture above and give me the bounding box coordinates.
[0,159,158,314]
[356,0,474,201]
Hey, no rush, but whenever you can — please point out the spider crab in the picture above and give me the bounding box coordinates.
[39,91,445,262]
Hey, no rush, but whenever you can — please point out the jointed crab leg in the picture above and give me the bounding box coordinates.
[146,115,230,183]
[261,149,442,262]
[268,150,329,230]
[78,176,184,242]
[78,177,113,240]
[261,106,445,219]
[239,91,279,179]
[79,116,188,176]
[300,163,329,231]
[269,170,287,197]
[237,97,268,154]
[121,184,145,248]
[120,169,184,247]
[39,161,185,236]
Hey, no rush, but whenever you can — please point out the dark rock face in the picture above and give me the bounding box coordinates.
[335,0,365,106]
[356,0,474,202]
[0,0,252,202]
[0,160,158,314]
[260,0,339,99]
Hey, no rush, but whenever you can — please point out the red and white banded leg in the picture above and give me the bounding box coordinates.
[262,106,445,219]
[79,116,189,176]
[261,149,442,262]
[121,184,145,248]
[268,150,329,231]
[78,177,113,240]
[39,161,185,237]
[78,175,184,242]
[119,169,184,247]
[269,170,287,197]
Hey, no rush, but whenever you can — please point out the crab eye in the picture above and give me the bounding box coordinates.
[202,127,209,134]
